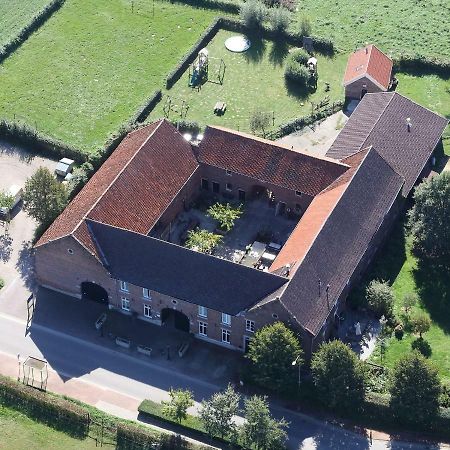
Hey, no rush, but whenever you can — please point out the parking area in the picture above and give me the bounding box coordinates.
[0,140,56,309]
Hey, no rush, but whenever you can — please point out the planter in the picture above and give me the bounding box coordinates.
[137,345,152,357]
[115,337,131,349]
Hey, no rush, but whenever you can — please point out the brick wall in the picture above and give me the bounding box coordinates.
[345,76,384,100]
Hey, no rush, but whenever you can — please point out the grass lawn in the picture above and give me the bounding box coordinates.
[293,0,450,58]
[0,0,216,155]
[0,405,97,450]
[366,220,450,383]
[150,29,346,133]
[0,0,51,48]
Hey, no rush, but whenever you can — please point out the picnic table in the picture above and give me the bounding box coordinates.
[214,101,227,115]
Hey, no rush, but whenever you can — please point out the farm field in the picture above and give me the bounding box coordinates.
[293,0,450,59]
[0,405,97,450]
[0,0,51,48]
[151,29,346,134]
[0,0,216,154]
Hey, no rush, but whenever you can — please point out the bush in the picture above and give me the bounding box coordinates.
[172,120,201,135]
[411,337,432,357]
[440,383,450,408]
[239,0,267,30]
[269,6,291,34]
[132,90,162,124]
[290,48,310,65]
[299,16,312,37]
[365,280,394,318]
[0,375,89,438]
[410,312,431,338]
[393,54,450,78]
[285,60,310,85]
[394,323,404,340]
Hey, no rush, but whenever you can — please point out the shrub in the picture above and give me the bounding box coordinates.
[0,190,15,209]
[365,280,394,318]
[440,383,450,408]
[290,48,310,65]
[240,0,267,30]
[410,312,431,338]
[299,16,312,37]
[285,60,310,85]
[311,340,366,412]
[269,6,291,34]
[172,120,201,135]
[0,375,89,438]
[389,351,441,425]
[116,423,165,450]
[161,389,194,424]
[394,323,404,340]
[249,110,272,136]
[411,337,432,357]
[402,292,418,317]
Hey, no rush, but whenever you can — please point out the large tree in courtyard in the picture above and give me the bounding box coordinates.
[246,322,303,392]
[389,351,441,425]
[311,340,366,412]
[407,171,450,262]
[23,167,68,227]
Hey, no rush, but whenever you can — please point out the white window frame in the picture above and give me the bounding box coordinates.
[198,321,207,336]
[142,288,151,299]
[222,328,231,344]
[121,297,130,311]
[221,313,231,326]
[225,183,232,192]
[143,303,152,318]
[120,280,129,292]
[245,319,255,333]
[198,305,207,318]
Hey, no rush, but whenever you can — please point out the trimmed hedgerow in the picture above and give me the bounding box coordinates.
[393,54,450,78]
[131,90,163,124]
[0,0,66,65]
[0,375,89,438]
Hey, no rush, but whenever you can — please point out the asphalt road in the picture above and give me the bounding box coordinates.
[0,311,444,450]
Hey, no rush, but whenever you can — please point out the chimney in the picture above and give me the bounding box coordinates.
[326,284,330,309]
[285,264,291,277]
[406,117,412,132]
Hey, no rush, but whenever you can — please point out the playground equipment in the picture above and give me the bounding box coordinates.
[307,56,318,89]
[188,48,226,88]
[163,95,189,118]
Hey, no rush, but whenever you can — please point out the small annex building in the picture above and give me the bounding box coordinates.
[344,44,393,100]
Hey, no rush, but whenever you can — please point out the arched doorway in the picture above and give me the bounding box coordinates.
[81,282,108,304]
[161,308,190,333]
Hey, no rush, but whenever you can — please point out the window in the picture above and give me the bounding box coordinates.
[225,183,232,192]
[221,313,231,326]
[120,280,129,292]
[246,320,255,333]
[142,288,151,299]
[198,305,207,318]
[226,169,232,176]
[172,299,177,305]
[295,190,302,197]
[243,335,251,352]
[212,181,220,193]
[295,204,302,214]
[198,321,207,336]
[121,297,130,311]
[201,178,209,190]
[67,248,74,255]
[272,313,278,319]
[222,329,230,344]
[143,304,152,318]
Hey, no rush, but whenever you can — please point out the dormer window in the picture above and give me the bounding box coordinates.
[295,191,302,197]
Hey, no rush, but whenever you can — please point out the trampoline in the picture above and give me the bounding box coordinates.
[225,35,251,52]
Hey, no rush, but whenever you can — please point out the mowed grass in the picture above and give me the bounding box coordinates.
[294,0,450,58]
[367,221,450,383]
[0,0,51,48]
[0,405,98,450]
[151,29,346,133]
[0,0,216,154]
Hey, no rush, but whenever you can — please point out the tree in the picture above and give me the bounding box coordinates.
[246,322,303,392]
[241,395,288,450]
[284,50,311,87]
[311,340,366,412]
[402,292,418,317]
[411,312,431,338]
[22,167,68,226]
[239,0,267,30]
[161,389,194,423]
[389,351,441,425]
[407,171,450,262]
[0,190,14,209]
[269,6,291,34]
[199,384,240,440]
[249,110,272,137]
[207,202,243,232]
[365,280,394,318]
[185,229,222,253]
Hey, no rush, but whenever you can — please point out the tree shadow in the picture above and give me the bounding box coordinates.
[0,139,36,163]
[284,78,311,101]
[268,39,289,67]
[243,35,266,64]
[413,257,450,334]
[15,240,37,292]
[0,234,13,262]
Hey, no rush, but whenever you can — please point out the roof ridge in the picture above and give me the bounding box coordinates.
[72,120,164,237]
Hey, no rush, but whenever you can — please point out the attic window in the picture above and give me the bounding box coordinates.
[295,190,302,197]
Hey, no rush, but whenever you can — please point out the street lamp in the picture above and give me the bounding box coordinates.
[292,355,301,388]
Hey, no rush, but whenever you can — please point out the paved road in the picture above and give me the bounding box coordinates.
[0,311,446,450]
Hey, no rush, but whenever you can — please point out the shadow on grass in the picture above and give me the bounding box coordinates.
[411,337,432,358]
[284,78,311,101]
[243,35,266,64]
[268,40,289,67]
[413,257,450,334]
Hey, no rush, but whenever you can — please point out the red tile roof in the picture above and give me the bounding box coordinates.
[344,45,393,90]
[198,126,349,197]
[36,119,198,255]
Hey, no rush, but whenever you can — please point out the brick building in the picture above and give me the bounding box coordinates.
[34,92,447,357]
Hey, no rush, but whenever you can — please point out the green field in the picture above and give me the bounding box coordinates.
[151,29,346,133]
[366,221,450,383]
[0,0,51,48]
[0,405,97,450]
[0,0,216,154]
[294,0,450,59]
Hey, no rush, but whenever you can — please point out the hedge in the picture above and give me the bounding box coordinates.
[0,375,90,438]
[170,0,239,15]
[131,90,163,124]
[0,0,66,65]
[393,54,450,78]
